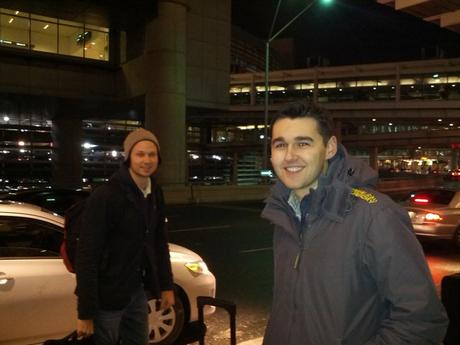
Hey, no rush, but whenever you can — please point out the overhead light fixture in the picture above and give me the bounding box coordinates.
[18,141,25,146]
[3,116,9,122]
[433,74,439,78]
[372,118,376,122]
[8,18,14,24]
[43,24,49,30]
[82,142,97,149]
[450,123,454,127]
[388,122,393,126]
[438,119,443,122]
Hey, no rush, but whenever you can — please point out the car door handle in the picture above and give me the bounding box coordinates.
[0,272,14,285]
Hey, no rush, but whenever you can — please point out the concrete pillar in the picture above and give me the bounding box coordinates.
[250,75,256,106]
[395,65,401,102]
[452,148,459,170]
[369,146,379,172]
[144,0,187,185]
[313,70,319,102]
[232,152,239,184]
[51,117,83,188]
[334,119,342,144]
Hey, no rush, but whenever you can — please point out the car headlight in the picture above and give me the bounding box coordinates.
[184,260,210,275]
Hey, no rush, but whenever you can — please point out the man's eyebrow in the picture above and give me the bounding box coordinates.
[272,136,314,144]
[294,136,314,142]
[271,136,285,144]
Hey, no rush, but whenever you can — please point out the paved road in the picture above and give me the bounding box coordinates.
[166,200,460,345]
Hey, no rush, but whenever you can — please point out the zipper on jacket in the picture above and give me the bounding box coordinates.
[294,212,309,269]
[294,231,303,269]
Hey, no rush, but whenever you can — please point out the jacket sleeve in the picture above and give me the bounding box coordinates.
[362,206,448,345]
[154,186,174,291]
[75,187,110,320]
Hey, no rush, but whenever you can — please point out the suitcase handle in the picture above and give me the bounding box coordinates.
[197,296,236,345]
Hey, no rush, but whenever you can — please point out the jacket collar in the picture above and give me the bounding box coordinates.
[263,145,376,224]
[110,164,157,200]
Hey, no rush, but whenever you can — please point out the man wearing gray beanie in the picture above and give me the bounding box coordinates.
[76,128,174,345]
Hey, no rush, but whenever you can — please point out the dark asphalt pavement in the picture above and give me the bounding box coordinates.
[166,198,460,345]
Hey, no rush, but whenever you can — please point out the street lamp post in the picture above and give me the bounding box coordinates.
[263,0,329,171]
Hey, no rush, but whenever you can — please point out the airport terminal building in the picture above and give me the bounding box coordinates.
[1,0,460,191]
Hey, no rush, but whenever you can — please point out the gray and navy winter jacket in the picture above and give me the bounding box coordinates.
[261,145,447,345]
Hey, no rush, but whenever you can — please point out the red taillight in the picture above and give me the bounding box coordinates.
[413,197,430,204]
[424,213,443,222]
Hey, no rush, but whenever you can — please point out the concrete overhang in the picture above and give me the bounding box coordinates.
[377,0,460,33]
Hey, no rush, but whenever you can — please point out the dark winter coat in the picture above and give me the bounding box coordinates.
[76,164,173,319]
[261,145,448,345]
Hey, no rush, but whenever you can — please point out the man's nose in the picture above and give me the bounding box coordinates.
[285,145,297,161]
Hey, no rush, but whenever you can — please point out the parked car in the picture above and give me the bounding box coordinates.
[404,188,460,248]
[449,169,460,181]
[0,200,216,345]
[0,188,90,215]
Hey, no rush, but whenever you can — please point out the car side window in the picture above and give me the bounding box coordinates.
[30,192,84,215]
[0,216,62,258]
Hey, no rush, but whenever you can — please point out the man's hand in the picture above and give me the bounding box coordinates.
[77,319,94,338]
[160,290,175,310]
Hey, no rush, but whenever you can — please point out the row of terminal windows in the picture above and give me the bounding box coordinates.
[1,118,457,189]
[0,8,109,61]
[230,74,460,104]
[0,119,138,189]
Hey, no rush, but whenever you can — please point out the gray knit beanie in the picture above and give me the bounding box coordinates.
[123,128,160,161]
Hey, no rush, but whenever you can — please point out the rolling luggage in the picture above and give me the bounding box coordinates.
[197,296,237,345]
[43,331,93,345]
[441,273,460,345]
[173,296,236,345]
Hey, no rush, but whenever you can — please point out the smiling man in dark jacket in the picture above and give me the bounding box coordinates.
[262,102,448,345]
[76,128,174,345]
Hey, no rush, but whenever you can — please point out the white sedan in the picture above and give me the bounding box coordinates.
[0,200,216,345]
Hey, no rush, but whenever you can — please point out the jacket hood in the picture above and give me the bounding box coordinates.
[110,164,157,197]
[265,144,378,223]
[322,144,378,189]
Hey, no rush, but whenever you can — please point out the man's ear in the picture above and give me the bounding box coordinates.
[326,136,337,160]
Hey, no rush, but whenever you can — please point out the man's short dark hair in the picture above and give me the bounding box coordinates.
[271,102,336,145]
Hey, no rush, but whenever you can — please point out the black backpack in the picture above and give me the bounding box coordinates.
[60,199,87,273]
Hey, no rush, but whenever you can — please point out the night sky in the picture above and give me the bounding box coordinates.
[232,0,460,67]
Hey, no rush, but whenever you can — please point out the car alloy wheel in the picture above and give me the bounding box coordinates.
[148,293,185,345]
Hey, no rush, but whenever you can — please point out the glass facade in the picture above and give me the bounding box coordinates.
[231,74,460,104]
[0,117,140,191]
[0,8,109,61]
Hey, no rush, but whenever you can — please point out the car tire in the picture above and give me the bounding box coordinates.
[148,291,186,345]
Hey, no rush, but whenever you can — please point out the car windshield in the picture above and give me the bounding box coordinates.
[408,189,455,205]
